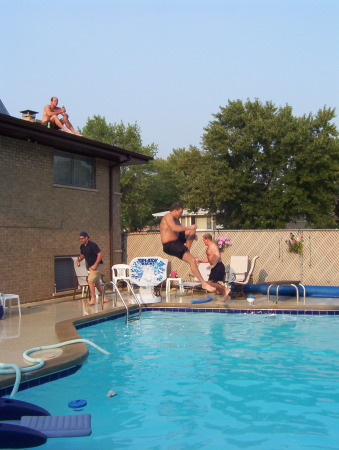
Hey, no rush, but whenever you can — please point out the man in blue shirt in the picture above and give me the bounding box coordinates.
[77,232,108,305]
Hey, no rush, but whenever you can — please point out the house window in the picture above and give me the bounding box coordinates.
[54,151,95,188]
[196,217,206,230]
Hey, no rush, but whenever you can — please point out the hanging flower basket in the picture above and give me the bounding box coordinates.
[286,233,303,254]
[215,236,232,252]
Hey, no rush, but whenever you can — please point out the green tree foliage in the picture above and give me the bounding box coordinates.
[81,116,157,230]
[81,102,339,231]
[147,154,184,214]
[81,116,182,230]
[182,99,339,229]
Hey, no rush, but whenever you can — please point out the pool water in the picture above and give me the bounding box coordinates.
[12,312,339,449]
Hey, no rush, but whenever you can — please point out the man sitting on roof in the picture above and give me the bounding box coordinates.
[42,97,82,136]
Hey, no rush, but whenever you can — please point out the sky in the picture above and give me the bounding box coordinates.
[2,0,338,159]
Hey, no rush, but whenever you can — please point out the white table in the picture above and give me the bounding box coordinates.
[166,278,183,294]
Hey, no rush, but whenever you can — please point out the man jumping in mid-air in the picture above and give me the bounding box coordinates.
[160,203,215,294]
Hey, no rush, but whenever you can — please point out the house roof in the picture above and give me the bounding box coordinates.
[153,209,210,217]
[0,100,9,115]
[0,113,153,166]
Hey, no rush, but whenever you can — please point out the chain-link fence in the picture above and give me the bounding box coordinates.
[123,229,339,286]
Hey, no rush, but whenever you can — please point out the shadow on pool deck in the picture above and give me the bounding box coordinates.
[1,289,339,392]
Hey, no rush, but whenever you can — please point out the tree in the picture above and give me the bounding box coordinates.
[81,116,158,230]
[146,154,185,214]
[181,99,339,229]
[81,116,181,230]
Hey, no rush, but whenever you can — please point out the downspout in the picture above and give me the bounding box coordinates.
[109,157,131,270]
[109,164,114,269]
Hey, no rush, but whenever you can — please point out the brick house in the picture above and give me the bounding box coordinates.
[0,112,152,303]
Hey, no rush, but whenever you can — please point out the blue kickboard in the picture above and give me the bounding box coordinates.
[20,413,92,437]
[191,295,213,304]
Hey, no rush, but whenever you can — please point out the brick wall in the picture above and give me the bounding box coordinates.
[0,135,121,303]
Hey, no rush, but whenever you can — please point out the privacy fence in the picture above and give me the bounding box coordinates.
[123,229,339,286]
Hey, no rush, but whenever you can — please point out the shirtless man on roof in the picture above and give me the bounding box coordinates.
[42,97,82,136]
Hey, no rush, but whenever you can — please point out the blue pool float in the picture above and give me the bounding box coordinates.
[0,398,50,421]
[0,423,47,448]
[0,398,92,448]
[191,295,213,304]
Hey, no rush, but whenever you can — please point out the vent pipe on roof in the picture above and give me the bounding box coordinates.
[20,109,39,122]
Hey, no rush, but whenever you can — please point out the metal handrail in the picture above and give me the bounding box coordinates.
[125,280,142,320]
[101,280,142,324]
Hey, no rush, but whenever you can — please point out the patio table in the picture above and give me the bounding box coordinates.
[166,278,184,295]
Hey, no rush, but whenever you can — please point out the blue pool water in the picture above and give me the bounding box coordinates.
[10,312,339,449]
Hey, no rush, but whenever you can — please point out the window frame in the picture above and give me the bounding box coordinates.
[53,150,95,189]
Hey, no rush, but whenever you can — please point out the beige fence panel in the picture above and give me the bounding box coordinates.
[124,229,339,287]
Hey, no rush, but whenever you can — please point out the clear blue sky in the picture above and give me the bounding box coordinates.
[2,0,338,158]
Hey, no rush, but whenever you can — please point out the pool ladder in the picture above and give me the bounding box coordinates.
[102,280,142,324]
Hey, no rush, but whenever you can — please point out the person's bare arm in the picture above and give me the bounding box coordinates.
[89,252,102,270]
[197,256,209,264]
[44,105,65,118]
[77,253,85,266]
[208,253,220,269]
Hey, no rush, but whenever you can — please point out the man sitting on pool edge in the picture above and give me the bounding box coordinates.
[160,203,215,294]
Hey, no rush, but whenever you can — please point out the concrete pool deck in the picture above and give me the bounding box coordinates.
[1,289,339,392]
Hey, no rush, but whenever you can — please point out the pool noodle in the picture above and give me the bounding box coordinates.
[191,295,213,304]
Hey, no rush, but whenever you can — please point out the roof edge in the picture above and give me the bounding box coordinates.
[0,113,153,166]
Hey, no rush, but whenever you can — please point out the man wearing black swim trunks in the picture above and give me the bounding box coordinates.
[198,233,231,302]
[160,203,215,294]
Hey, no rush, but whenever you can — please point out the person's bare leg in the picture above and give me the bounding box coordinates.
[96,283,109,303]
[88,280,96,305]
[182,252,216,293]
[185,229,197,251]
[61,115,83,136]
[50,116,73,133]
[208,281,231,301]
[223,283,231,301]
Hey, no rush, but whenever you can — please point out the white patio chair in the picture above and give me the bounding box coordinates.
[226,256,249,283]
[112,264,131,292]
[226,256,259,298]
[0,292,21,317]
[72,257,89,299]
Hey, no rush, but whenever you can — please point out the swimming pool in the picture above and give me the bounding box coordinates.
[10,312,339,449]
